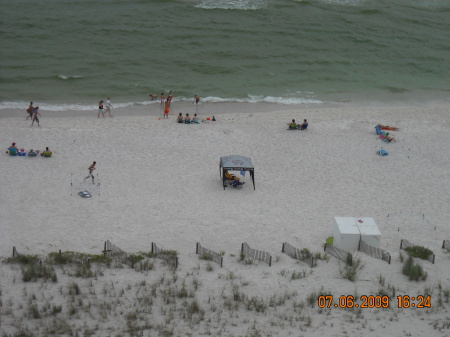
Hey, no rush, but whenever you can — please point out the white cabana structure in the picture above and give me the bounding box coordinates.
[333,217,381,251]
[220,155,255,190]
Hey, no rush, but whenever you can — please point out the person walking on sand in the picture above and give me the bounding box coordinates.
[105,97,113,117]
[84,161,96,184]
[98,100,104,118]
[31,107,41,126]
[26,102,34,120]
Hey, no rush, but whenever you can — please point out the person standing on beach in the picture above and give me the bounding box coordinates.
[98,100,104,118]
[163,99,170,119]
[26,102,34,120]
[105,97,113,117]
[84,161,96,184]
[31,107,41,126]
[194,95,200,104]
[160,93,166,105]
[167,91,173,103]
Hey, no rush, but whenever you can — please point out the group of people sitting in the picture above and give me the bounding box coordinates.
[177,113,216,124]
[7,143,52,157]
[288,119,308,130]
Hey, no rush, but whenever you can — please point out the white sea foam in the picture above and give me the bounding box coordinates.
[57,74,83,80]
[195,0,267,10]
[0,95,324,111]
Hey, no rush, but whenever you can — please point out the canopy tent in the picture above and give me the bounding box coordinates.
[220,155,255,190]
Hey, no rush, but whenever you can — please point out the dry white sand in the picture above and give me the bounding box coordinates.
[1,102,449,336]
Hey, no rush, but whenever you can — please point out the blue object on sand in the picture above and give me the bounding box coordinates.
[377,148,388,156]
[375,125,381,135]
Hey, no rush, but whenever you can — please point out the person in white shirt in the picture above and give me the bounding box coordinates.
[105,97,113,117]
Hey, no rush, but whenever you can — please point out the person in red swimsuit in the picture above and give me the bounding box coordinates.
[163,99,170,119]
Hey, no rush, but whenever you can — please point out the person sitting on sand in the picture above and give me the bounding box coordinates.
[225,170,239,181]
[385,132,396,143]
[9,142,19,151]
[212,116,216,121]
[177,113,184,123]
[40,147,52,157]
[300,119,308,130]
[192,114,199,124]
[184,113,191,124]
[7,142,19,155]
[288,119,297,129]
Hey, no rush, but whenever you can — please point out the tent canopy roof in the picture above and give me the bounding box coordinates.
[220,155,254,171]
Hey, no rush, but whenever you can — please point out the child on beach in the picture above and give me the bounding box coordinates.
[84,161,96,184]
[31,107,41,126]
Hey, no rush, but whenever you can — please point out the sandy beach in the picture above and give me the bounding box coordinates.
[1,102,449,336]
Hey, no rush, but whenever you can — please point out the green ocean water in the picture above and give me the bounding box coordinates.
[1,0,449,110]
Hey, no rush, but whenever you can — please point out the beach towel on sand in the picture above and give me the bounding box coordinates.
[378,124,399,131]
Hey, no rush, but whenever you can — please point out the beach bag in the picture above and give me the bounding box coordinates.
[377,148,388,156]
[78,190,91,198]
